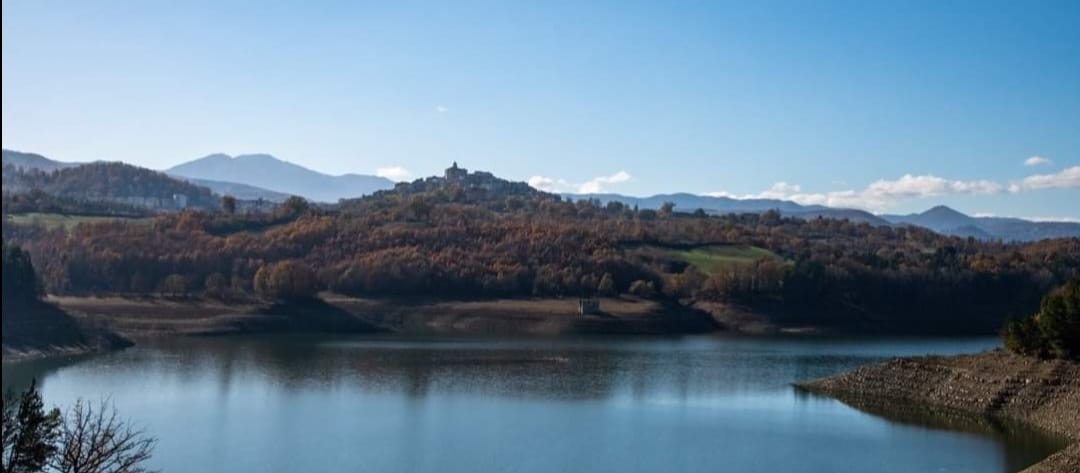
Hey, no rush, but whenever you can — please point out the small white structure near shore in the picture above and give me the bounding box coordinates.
[578,298,600,315]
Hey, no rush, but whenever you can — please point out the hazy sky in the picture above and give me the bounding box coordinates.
[3,0,1078,218]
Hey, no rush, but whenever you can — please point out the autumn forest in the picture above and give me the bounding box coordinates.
[3,170,1078,335]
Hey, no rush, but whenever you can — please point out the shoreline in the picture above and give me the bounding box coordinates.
[40,293,1001,341]
[2,299,133,363]
[1,342,127,364]
[797,350,1080,473]
[43,294,719,340]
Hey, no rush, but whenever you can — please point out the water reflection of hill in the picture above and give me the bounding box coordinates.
[17,335,973,404]
[7,334,1043,473]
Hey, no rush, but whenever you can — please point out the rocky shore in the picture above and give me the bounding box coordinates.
[798,349,1079,473]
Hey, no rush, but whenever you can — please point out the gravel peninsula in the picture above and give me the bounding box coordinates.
[798,349,1079,473]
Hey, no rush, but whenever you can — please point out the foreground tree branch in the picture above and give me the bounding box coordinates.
[51,400,156,473]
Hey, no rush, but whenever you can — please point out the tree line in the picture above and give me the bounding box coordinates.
[3,184,1078,332]
[3,162,218,210]
[1003,277,1080,359]
[2,242,39,306]
[2,191,152,218]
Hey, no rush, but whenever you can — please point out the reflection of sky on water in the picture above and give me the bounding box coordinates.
[3,334,1063,473]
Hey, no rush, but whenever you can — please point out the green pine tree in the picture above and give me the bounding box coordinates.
[3,379,61,473]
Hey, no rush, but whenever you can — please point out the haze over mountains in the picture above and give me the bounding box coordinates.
[566,193,891,225]
[568,192,1080,242]
[4,148,1079,242]
[881,206,1080,242]
[167,154,395,203]
[3,149,395,204]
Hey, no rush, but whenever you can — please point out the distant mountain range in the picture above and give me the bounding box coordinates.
[568,192,824,214]
[566,193,1080,242]
[4,148,1077,242]
[4,149,262,210]
[4,149,395,203]
[880,206,1080,242]
[167,154,394,203]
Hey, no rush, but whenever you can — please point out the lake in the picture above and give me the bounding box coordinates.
[2,334,1067,473]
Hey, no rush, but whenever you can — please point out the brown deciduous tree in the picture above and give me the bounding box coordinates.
[254,260,318,301]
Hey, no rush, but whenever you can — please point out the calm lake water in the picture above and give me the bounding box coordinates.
[2,334,1067,473]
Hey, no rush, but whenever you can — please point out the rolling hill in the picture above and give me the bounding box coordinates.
[178,177,293,202]
[167,153,395,203]
[3,160,220,210]
[2,149,79,172]
[4,149,291,203]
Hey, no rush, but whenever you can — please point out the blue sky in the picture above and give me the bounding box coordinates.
[3,0,1078,218]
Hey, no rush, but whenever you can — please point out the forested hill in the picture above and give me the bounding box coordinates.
[340,163,559,211]
[1,149,79,172]
[3,165,1078,335]
[3,161,220,210]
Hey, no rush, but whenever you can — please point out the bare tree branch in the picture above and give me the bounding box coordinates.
[50,399,156,473]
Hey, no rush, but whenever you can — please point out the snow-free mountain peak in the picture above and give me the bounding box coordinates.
[167,153,394,202]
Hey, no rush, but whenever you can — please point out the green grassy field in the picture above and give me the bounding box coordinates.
[6,213,152,230]
[639,244,785,275]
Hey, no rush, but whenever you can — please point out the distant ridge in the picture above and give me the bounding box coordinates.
[167,153,394,202]
[884,205,977,231]
[2,149,80,172]
[178,177,293,203]
[564,192,823,214]
[3,148,289,203]
[786,208,892,226]
[883,207,1080,242]
[568,192,1080,242]
[3,159,220,210]
[4,148,1077,242]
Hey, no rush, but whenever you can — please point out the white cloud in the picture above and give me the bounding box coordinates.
[436,106,449,113]
[578,171,633,194]
[703,191,736,198]
[1027,216,1080,223]
[1013,166,1080,191]
[553,165,1076,213]
[752,182,801,199]
[528,171,634,194]
[1024,156,1052,166]
[974,213,1080,223]
[527,175,573,192]
[708,174,1008,212]
[375,166,413,181]
[706,182,801,200]
[863,174,1004,198]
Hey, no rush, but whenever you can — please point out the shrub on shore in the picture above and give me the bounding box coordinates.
[1003,277,1080,360]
